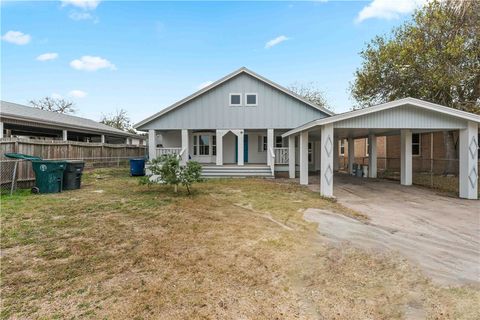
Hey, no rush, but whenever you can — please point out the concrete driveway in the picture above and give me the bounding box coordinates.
[306,174,480,286]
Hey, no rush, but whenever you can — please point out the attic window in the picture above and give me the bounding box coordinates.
[229,93,242,106]
[245,93,257,106]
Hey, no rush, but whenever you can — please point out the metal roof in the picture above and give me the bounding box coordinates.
[0,100,144,138]
[134,67,334,128]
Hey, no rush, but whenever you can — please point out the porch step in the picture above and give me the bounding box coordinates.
[201,165,274,178]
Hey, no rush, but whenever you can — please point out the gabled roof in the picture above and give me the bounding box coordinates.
[282,97,480,137]
[134,67,334,128]
[0,100,144,138]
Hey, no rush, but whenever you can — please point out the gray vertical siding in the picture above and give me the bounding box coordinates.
[334,105,468,129]
[140,73,329,130]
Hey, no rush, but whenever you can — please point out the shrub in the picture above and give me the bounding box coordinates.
[143,154,202,194]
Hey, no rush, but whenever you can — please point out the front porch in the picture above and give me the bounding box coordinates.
[148,128,294,176]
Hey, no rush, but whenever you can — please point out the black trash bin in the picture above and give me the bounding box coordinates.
[63,160,85,190]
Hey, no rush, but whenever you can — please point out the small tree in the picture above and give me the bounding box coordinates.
[288,82,332,111]
[145,154,202,194]
[29,97,76,114]
[101,109,136,134]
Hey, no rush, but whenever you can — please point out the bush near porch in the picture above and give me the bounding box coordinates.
[1,168,478,319]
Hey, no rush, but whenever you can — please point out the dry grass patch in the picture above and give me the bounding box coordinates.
[1,168,478,319]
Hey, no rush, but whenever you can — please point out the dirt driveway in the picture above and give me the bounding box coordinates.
[307,174,480,286]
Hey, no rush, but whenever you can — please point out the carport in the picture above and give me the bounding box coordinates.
[282,98,480,200]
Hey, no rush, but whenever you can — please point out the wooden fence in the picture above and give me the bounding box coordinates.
[0,138,147,186]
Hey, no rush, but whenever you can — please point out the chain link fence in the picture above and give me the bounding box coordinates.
[338,156,479,196]
[0,156,136,195]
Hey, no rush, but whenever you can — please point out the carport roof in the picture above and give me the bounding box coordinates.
[282,98,480,138]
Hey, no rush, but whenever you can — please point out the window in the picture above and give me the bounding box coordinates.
[229,93,242,106]
[212,135,216,156]
[245,93,257,106]
[412,133,421,156]
[275,136,283,148]
[365,139,369,156]
[339,140,345,156]
[258,135,267,152]
[193,134,210,155]
[308,142,313,163]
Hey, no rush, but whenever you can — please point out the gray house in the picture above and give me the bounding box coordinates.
[136,67,479,200]
[135,67,333,175]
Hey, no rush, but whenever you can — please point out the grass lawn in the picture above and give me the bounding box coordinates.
[1,168,478,319]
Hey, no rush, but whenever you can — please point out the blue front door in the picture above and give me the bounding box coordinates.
[235,134,248,163]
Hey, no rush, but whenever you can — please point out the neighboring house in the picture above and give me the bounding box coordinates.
[136,68,479,199]
[0,101,145,145]
[135,67,333,176]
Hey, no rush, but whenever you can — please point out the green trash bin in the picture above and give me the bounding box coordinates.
[63,160,85,190]
[31,160,67,194]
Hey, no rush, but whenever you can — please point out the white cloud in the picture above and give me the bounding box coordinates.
[70,56,116,71]
[1,30,31,45]
[197,81,214,90]
[36,52,59,61]
[69,11,93,20]
[61,0,100,10]
[265,35,289,49]
[51,93,63,99]
[69,90,87,98]
[355,0,427,23]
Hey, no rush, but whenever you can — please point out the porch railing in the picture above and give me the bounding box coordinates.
[273,147,289,164]
[156,147,182,157]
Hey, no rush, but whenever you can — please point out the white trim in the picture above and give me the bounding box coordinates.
[245,93,258,107]
[339,139,345,156]
[229,93,242,107]
[282,97,480,138]
[134,67,333,128]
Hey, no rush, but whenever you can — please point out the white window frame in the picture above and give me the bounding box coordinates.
[245,93,258,107]
[412,133,421,156]
[193,133,214,156]
[275,136,283,148]
[229,93,242,107]
[308,142,313,164]
[258,135,267,152]
[339,140,345,156]
[365,139,369,157]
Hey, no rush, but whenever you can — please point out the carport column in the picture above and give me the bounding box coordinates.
[101,134,106,144]
[62,129,68,141]
[216,130,224,166]
[459,121,478,199]
[299,131,309,185]
[400,130,412,186]
[333,138,339,172]
[148,130,155,160]
[267,129,274,166]
[348,137,355,174]
[368,134,377,178]
[181,129,189,166]
[288,135,295,178]
[0,121,3,139]
[320,124,334,197]
[237,130,244,166]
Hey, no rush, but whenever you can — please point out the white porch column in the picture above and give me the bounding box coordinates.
[400,130,412,186]
[459,121,478,199]
[368,134,377,178]
[333,138,339,172]
[320,124,334,197]
[148,130,156,160]
[62,129,68,141]
[101,134,106,144]
[181,129,189,165]
[348,137,355,174]
[0,122,4,139]
[288,135,295,179]
[267,128,274,166]
[299,131,309,185]
[237,130,244,166]
[216,130,224,166]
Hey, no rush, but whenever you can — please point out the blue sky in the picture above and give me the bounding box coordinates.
[1,0,421,124]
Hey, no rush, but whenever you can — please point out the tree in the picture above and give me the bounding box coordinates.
[288,82,331,111]
[100,109,136,134]
[350,0,480,173]
[29,97,76,114]
[143,154,203,195]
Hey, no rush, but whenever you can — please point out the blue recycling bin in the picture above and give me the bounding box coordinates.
[129,158,145,176]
